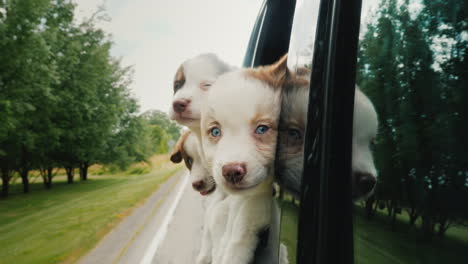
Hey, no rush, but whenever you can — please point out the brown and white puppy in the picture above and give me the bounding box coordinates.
[169,54,233,263]
[275,67,310,196]
[170,130,215,196]
[276,64,379,201]
[201,55,288,264]
[169,53,233,134]
[170,130,227,264]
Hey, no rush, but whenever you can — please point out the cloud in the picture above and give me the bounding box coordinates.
[73,0,263,113]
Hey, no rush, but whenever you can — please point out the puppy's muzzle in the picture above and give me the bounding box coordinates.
[192,180,205,191]
[173,99,190,113]
[353,172,376,198]
[222,163,247,184]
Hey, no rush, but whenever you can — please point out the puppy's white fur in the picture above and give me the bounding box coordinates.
[197,191,230,264]
[352,88,378,199]
[169,53,233,134]
[168,54,234,263]
[201,56,287,264]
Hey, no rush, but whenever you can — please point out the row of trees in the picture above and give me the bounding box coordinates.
[0,0,180,198]
[357,0,467,238]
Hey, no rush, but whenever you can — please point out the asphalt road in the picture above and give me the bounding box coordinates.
[79,169,205,264]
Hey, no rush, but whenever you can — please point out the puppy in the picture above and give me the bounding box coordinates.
[169,53,233,134]
[170,130,216,195]
[170,130,227,264]
[276,66,379,200]
[169,54,233,263]
[197,191,230,264]
[275,67,310,197]
[201,55,289,264]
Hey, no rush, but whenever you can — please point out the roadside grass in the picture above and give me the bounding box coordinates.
[279,196,299,264]
[0,154,183,264]
[278,199,468,264]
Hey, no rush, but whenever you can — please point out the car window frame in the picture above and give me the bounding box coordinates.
[243,0,363,263]
[296,0,362,263]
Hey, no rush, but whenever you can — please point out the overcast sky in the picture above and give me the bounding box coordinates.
[73,0,263,113]
[73,0,379,114]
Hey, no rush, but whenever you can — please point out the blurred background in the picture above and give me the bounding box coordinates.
[0,0,261,263]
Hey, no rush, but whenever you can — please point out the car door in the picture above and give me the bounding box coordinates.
[245,0,360,263]
[246,0,468,263]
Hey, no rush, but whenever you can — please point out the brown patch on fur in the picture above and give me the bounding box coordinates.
[256,128,278,166]
[170,131,193,170]
[173,65,186,93]
[245,54,310,90]
[245,54,290,90]
[296,66,311,77]
[291,74,310,87]
[277,69,310,156]
[278,128,304,155]
[249,115,277,130]
[249,113,279,164]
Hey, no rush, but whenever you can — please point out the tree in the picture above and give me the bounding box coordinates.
[150,125,170,154]
[0,0,57,195]
[142,110,181,142]
[357,0,468,237]
[101,99,154,170]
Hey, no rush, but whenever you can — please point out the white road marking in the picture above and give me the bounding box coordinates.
[139,173,189,264]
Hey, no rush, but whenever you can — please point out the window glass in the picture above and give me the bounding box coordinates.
[275,0,320,263]
[354,0,468,263]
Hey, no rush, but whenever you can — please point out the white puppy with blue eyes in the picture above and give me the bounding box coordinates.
[201,55,289,264]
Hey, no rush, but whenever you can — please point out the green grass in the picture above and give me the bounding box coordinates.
[279,197,299,264]
[0,154,183,264]
[278,199,468,264]
[354,206,468,264]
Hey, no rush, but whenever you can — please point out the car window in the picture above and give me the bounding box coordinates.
[354,0,468,263]
[275,0,320,263]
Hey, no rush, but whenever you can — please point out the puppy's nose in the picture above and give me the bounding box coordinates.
[173,99,190,113]
[355,172,376,195]
[222,163,246,184]
[192,180,205,191]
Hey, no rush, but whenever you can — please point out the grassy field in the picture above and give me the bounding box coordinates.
[278,199,468,264]
[279,197,299,264]
[0,155,183,264]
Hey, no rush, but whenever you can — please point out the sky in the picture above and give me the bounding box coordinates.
[73,0,380,114]
[73,0,263,114]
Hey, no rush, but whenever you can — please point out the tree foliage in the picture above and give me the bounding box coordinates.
[0,0,178,197]
[358,0,467,237]
[142,110,181,141]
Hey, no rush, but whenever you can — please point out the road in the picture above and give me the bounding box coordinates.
[79,169,205,264]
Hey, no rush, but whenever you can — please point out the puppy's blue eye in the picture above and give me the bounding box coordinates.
[210,127,221,137]
[287,129,301,139]
[255,125,270,134]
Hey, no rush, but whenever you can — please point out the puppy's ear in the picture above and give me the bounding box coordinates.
[170,149,183,163]
[269,54,289,86]
[246,53,291,89]
[170,130,191,163]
